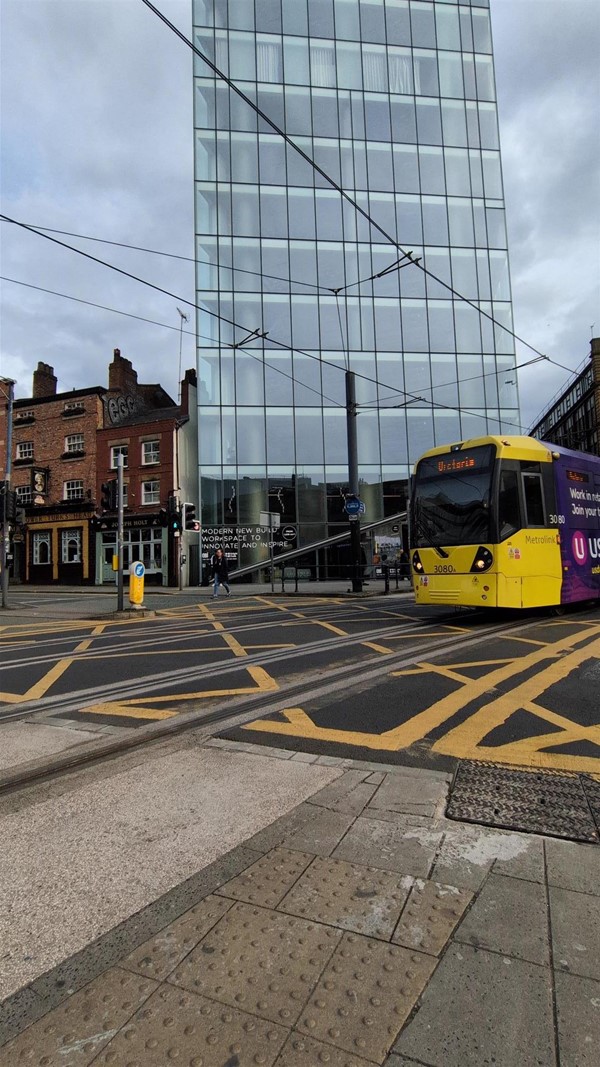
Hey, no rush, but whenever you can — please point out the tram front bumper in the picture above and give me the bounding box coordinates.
[414,572,499,607]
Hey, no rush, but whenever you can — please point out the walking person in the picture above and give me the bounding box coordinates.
[211,547,231,598]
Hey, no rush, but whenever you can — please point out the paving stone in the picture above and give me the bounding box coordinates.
[384,1056,430,1067]
[550,886,600,980]
[492,834,546,883]
[333,816,442,878]
[0,967,158,1067]
[298,931,435,1064]
[308,782,378,816]
[215,847,314,908]
[392,879,473,956]
[545,837,600,895]
[277,1032,374,1066]
[283,807,357,857]
[307,771,373,808]
[554,971,600,1067]
[244,803,317,854]
[168,901,341,1026]
[455,873,550,966]
[278,855,413,939]
[367,775,447,818]
[429,825,503,891]
[120,894,233,982]
[394,943,555,1067]
[92,983,288,1067]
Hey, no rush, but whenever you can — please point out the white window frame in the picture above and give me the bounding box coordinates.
[16,485,32,504]
[65,433,85,453]
[16,441,34,460]
[141,480,160,506]
[32,531,51,565]
[63,479,84,500]
[61,528,82,563]
[142,440,160,465]
[110,444,129,469]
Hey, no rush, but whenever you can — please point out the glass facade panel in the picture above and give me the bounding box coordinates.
[193,0,517,551]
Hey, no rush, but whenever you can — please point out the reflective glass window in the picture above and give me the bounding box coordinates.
[416,98,442,144]
[455,304,483,354]
[297,469,326,522]
[295,410,325,463]
[258,136,286,185]
[478,103,499,149]
[357,410,381,464]
[395,195,423,243]
[316,191,343,239]
[364,95,391,141]
[451,248,478,297]
[439,51,464,97]
[386,1,411,46]
[410,2,436,48]
[445,148,471,195]
[393,145,419,192]
[490,250,511,300]
[334,0,360,40]
[475,56,495,101]
[283,37,310,85]
[482,151,502,198]
[228,0,254,30]
[388,48,414,93]
[402,302,429,350]
[368,143,394,191]
[434,411,461,447]
[235,353,265,405]
[427,300,454,351]
[232,186,259,236]
[293,353,324,406]
[292,297,320,348]
[435,4,460,50]
[361,0,386,42]
[336,41,362,88]
[413,50,439,95]
[263,294,292,347]
[259,188,288,238]
[448,198,474,245]
[230,89,258,131]
[199,408,222,464]
[462,55,476,98]
[310,40,336,87]
[324,409,348,464]
[237,409,266,464]
[459,5,474,51]
[486,207,507,249]
[256,0,282,33]
[283,0,308,35]
[267,409,295,463]
[310,0,334,37]
[265,353,294,405]
[391,97,416,142]
[363,45,388,91]
[419,146,446,195]
[472,9,492,53]
[421,196,449,244]
[441,100,467,146]
[230,134,257,182]
[228,32,256,80]
[256,36,282,82]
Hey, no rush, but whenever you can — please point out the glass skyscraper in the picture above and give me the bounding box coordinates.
[192,0,518,567]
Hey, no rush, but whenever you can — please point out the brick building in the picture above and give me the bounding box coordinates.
[1,351,198,586]
[530,337,600,456]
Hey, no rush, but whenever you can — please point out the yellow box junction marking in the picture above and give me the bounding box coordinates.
[0,625,106,704]
[244,622,600,773]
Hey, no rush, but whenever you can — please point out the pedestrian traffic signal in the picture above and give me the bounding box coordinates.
[183,502,199,531]
[170,509,182,534]
[158,508,169,528]
[100,479,117,511]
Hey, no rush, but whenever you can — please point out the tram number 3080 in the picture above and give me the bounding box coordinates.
[433,564,456,573]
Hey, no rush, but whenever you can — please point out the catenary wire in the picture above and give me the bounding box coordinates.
[0,212,525,431]
[139,0,547,363]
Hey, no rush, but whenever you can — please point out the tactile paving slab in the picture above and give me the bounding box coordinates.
[446,760,599,843]
[168,901,341,1026]
[298,931,436,1063]
[277,1032,374,1065]
[120,894,233,981]
[278,855,413,939]
[92,983,288,1067]
[0,967,158,1067]
[215,847,314,908]
[392,878,473,956]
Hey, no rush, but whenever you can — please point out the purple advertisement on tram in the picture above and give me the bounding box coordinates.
[551,445,600,603]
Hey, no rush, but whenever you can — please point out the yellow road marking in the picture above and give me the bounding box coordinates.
[362,641,395,654]
[83,703,178,720]
[244,623,600,765]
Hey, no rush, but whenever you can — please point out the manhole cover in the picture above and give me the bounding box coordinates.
[446,761,599,844]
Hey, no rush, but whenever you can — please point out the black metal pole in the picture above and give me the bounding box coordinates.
[345,370,363,593]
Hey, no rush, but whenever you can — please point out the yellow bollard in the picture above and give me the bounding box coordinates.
[128,560,145,608]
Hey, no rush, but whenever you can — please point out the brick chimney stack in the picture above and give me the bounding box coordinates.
[108,348,138,394]
[32,362,57,398]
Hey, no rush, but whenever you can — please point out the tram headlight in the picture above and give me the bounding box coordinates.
[412,550,424,573]
[470,546,493,572]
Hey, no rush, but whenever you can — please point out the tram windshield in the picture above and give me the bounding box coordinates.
[411,445,495,547]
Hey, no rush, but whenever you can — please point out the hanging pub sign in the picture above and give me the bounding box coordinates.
[31,468,49,499]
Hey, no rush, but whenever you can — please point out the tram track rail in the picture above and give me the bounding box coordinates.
[0,612,539,796]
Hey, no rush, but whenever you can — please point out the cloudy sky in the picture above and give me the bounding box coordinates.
[1,0,599,432]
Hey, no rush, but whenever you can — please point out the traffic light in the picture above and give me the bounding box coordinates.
[16,507,26,527]
[183,502,199,531]
[170,509,182,534]
[1,487,16,523]
[158,508,169,528]
[100,479,117,511]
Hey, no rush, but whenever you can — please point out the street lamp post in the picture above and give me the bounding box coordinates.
[1,378,16,609]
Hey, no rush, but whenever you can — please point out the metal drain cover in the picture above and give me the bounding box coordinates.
[446,761,599,843]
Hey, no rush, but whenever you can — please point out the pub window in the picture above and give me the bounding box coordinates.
[110,444,129,469]
[61,528,82,563]
[16,441,34,460]
[65,433,84,453]
[32,531,51,564]
[142,480,160,505]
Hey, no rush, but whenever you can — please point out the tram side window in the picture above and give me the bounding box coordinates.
[522,472,546,526]
[498,469,520,539]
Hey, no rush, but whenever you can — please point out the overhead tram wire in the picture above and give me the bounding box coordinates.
[12,224,574,387]
[0,213,526,432]
[139,0,547,363]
